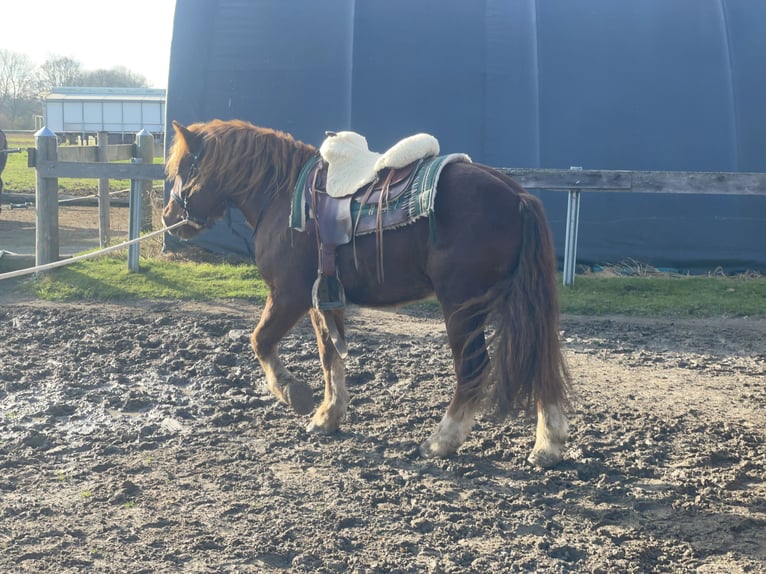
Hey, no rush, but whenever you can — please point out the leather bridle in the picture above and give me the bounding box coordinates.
[169,148,211,228]
[167,140,274,260]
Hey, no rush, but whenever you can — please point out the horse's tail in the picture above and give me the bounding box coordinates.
[479,193,571,417]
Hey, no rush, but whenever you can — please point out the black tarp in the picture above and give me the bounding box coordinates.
[166,0,766,272]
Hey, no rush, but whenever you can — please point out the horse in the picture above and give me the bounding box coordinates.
[162,119,571,467]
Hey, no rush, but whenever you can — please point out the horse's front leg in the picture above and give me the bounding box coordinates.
[251,293,314,415]
[306,308,349,434]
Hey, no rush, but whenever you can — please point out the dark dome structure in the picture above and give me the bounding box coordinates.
[166,0,766,271]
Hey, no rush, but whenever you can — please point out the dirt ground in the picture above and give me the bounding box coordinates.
[0,200,130,257]
[1,206,765,573]
[0,292,764,573]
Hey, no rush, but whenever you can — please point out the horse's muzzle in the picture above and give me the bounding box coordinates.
[162,201,205,239]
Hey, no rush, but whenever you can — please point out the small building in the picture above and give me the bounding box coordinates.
[45,87,166,143]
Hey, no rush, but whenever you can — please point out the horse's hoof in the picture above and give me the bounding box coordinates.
[284,381,314,415]
[419,413,470,458]
[306,419,337,435]
[306,407,343,434]
[418,438,454,459]
[418,442,437,458]
[527,448,563,468]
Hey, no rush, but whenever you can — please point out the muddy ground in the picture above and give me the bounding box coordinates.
[0,291,765,573]
[2,201,766,572]
[0,200,130,257]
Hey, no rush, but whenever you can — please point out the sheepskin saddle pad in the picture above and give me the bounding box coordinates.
[290,151,472,243]
[319,131,441,198]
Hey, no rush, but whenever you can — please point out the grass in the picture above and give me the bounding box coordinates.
[2,131,164,193]
[27,254,269,302]
[3,134,764,319]
[10,251,766,318]
[562,274,766,318]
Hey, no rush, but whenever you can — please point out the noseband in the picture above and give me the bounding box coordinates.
[168,138,271,251]
[170,148,210,228]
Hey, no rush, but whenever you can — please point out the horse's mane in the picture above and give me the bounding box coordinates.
[166,119,316,200]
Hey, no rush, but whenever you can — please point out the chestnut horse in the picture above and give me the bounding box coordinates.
[162,119,571,466]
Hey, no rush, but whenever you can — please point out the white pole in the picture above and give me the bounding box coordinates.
[128,159,142,272]
[563,166,583,286]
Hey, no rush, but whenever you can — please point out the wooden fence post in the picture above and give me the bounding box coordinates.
[35,127,59,270]
[97,131,110,247]
[135,129,154,232]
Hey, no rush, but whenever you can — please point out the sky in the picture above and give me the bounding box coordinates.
[1,0,176,88]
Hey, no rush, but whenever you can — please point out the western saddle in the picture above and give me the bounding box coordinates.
[305,131,440,310]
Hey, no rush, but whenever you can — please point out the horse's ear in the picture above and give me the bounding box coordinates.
[172,120,204,156]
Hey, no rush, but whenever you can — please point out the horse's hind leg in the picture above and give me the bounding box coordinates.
[529,402,569,467]
[420,302,489,458]
[306,308,348,434]
[251,293,314,415]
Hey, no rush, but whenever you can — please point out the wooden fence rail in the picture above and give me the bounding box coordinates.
[497,168,766,284]
[499,168,766,196]
[30,127,165,273]
[23,128,766,283]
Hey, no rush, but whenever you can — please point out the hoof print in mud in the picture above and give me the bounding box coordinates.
[1,304,765,573]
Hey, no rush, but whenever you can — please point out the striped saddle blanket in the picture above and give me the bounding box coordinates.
[289,153,471,244]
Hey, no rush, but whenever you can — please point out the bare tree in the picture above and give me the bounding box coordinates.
[0,49,37,125]
[77,66,149,88]
[0,51,152,129]
[38,56,82,91]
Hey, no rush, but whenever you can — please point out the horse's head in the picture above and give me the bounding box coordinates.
[164,118,318,241]
[163,120,227,240]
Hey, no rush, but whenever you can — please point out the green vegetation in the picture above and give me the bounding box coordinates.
[3,143,763,318]
[1,132,164,193]
[1,132,35,191]
[562,274,766,318]
[1,52,149,129]
[26,255,269,303]
[11,253,766,318]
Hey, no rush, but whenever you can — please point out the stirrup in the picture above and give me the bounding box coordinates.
[312,272,346,311]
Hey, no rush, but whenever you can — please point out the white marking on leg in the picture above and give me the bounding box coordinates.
[326,357,349,419]
[420,406,477,458]
[307,354,349,434]
[257,352,286,398]
[528,402,569,468]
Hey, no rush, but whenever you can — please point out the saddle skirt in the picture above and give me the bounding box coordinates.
[290,152,472,242]
[319,131,440,198]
